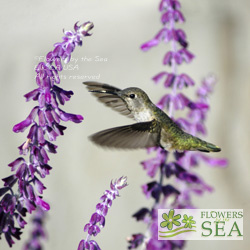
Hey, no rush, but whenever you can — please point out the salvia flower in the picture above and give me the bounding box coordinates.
[128,1,227,249]
[0,21,94,247]
[127,234,145,249]
[78,177,128,250]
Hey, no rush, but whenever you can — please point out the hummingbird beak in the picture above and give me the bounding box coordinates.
[89,90,118,96]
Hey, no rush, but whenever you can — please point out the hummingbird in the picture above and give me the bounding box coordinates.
[83,81,221,153]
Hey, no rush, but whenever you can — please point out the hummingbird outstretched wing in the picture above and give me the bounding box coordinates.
[83,81,133,118]
[90,120,161,149]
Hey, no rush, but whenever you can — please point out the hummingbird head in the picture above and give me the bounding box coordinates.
[118,87,152,112]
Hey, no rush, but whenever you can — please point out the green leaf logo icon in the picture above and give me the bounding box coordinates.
[160,209,181,230]
[182,214,196,229]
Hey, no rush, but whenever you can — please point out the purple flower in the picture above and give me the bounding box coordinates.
[162,48,194,65]
[0,21,94,247]
[141,148,167,178]
[23,206,46,250]
[142,181,180,203]
[127,234,145,249]
[78,177,128,250]
[132,208,150,221]
[128,0,227,249]
[153,72,194,89]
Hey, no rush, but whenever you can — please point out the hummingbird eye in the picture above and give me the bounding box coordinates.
[129,94,135,99]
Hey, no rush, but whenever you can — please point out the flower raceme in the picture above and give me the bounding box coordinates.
[128,0,227,249]
[0,21,94,247]
[78,177,128,250]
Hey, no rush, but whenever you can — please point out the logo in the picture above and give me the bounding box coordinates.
[158,209,243,240]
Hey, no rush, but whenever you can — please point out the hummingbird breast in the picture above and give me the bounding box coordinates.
[133,109,155,122]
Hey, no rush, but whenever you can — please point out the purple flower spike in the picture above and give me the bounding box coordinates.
[0,21,93,247]
[23,207,46,250]
[130,1,227,249]
[79,177,128,249]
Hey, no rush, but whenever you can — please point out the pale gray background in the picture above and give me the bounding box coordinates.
[0,0,249,249]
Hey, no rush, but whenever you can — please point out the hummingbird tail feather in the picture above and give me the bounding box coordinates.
[179,133,221,153]
[197,141,221,153]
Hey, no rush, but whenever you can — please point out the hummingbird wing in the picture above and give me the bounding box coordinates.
[83,81,134,118]
[90,120,161,149]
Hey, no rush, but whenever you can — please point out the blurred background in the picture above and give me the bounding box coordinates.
[0,0,249,249]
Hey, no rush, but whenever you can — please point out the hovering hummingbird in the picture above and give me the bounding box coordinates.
[84,81,221,153]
